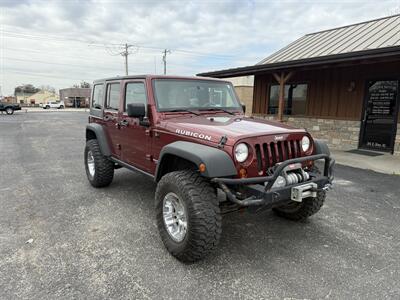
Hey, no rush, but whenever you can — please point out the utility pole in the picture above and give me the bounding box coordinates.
[121,43,131,75]
[162,49,171,75]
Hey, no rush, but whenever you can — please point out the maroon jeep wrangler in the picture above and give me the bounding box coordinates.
[84,75,334,262]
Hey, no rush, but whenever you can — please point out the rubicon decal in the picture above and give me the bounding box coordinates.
[175,129,212,141]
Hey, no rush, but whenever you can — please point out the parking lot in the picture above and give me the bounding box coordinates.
[0,112,399,299]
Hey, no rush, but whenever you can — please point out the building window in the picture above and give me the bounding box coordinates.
[125,82,147,112]
[92,84,104,109]
[106,83,120,110]
[268,84,308,115]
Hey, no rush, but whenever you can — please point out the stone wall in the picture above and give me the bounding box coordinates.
[253,115,361,151]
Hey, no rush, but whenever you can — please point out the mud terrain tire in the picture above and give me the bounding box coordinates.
[273,190,326,221]
[156,170,221,263]
[84,139,114,188]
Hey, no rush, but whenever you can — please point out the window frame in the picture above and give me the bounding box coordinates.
[268,82,309,116]
[105,82,121,111]
[151,78,242,112]
[123,80,148,114]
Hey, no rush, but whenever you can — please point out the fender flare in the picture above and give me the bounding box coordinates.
[156,141,237,181]
[86,123,111,156]
[314,139,330,156]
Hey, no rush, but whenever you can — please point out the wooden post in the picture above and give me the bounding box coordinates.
[273,71,293,122]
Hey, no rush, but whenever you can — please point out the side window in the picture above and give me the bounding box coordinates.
[106,83,120,110]
[125,82,147,112]
[92,84,104,109]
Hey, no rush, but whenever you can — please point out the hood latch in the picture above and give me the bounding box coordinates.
[218,135,228,149]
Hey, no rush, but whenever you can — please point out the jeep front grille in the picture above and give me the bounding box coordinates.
[254,140,303,173]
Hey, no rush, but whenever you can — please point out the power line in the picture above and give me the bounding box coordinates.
[1,29,237,60]
[162,49,171,75]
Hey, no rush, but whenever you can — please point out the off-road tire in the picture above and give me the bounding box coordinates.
[84,139,114,188]
[156,170,222,263]
[273,190,326,221]
[5,108,14,115]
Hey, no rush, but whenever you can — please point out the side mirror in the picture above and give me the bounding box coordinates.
[127,103,146,119]
[241,103,246,114]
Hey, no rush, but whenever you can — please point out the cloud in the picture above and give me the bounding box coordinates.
[0,0,398,95]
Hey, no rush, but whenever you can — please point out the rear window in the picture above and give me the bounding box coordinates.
[92,84,104,109]
[106,83,120,110]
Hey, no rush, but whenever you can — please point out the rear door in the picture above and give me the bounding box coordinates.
[103,81,123,158]
[119,80,152,172]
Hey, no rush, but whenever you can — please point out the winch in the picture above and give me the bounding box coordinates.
[269,163,311,189]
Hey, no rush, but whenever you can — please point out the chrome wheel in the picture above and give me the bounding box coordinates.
[87,150,95,177]
[163,192,187,242]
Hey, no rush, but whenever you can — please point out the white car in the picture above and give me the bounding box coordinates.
[41,101,65,109]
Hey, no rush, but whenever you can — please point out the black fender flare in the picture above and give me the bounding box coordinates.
[86,123,111,156]
[314,139,330,156]
[156,141,237,181]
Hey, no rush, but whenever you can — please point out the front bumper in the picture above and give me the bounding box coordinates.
[212,154,334,207]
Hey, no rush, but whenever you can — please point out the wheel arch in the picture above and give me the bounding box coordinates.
[155,141,237,182]
[313,139,330,156]
[86,123,111,156]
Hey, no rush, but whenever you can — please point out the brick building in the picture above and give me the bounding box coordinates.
[59,88,91,108]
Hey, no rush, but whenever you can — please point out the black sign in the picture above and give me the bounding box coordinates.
[368,82,396,116]
[361,80,398,151]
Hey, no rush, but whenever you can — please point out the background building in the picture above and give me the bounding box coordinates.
[59,88,91,108]
[15,90,59,106]
[199,15,400,155]
[225,76,254,115]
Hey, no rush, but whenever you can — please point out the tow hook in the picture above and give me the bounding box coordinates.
[322,184,333,192]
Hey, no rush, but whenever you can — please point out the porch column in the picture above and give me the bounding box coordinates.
[273,72,293,122]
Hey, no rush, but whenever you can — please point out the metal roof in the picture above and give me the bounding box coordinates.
[198,14,400,78]
[258,14,400,65]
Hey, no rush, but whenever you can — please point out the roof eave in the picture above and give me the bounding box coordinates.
[197,46,400,78]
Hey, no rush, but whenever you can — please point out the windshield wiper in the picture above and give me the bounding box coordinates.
[198,108,235,115]
[165,109,200,116]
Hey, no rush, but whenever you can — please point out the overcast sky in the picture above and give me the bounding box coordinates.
[0,0,399,95]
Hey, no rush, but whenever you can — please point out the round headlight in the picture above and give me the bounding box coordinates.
[301,136,311,152]
[234,143,249,163]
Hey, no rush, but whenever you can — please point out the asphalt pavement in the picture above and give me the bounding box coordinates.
[0,111,399,299]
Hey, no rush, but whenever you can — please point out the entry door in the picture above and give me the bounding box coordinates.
[103,82,122,157]
[360,80,399,153]
[119,80,152,172]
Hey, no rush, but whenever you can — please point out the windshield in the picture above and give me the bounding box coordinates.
[153,79,242,112]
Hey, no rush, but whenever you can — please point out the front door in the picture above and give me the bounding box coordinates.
[119,80,152,172]
[103,81,122,157]
[360,80,399,153]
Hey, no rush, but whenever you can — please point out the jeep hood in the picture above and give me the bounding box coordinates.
[160,114,306,146]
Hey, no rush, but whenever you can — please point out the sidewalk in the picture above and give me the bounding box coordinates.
[332,150,400,175]
[20,108,89,113]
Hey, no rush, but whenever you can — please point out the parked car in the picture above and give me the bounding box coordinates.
[40,101,64,109]
[0,102,21,115]
[84,75,334,262]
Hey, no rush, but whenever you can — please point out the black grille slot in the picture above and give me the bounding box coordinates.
[284,141,290,159]
[270,142,277,165]
[262,143,269,168]
[255,144,263,172]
